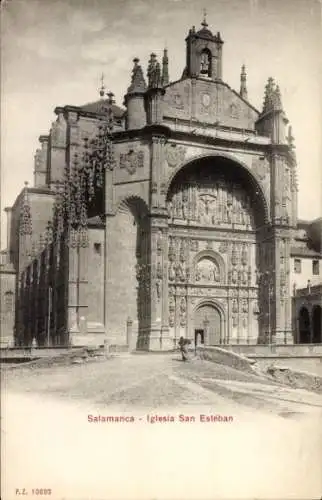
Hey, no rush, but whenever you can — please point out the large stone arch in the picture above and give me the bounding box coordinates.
[106,195,150,347]
[165,152,269,225]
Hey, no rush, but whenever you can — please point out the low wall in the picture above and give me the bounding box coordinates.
[222,344,322,357]
[222,344,322,376]
[195,346,255,373]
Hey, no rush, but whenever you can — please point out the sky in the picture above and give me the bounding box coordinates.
[1,0,322,249]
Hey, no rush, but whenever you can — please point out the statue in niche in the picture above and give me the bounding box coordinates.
[242,299,248,313]
[156,280,161,299]
[226,205,232,223]
[213,265,220,282]
[168,238,175,261]
[231,268,238,284]
[169,262,176,281]
[182,189,189,220]
[242,270,248,285]
[157,263,163,280]
[157,232,162,255]
[168,199,174,219]
[179,240,186,263]
[176,261,186,282]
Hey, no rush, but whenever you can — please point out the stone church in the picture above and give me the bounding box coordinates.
[1,18,321,349]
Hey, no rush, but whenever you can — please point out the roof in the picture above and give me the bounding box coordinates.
[290,246,322,258]
[196,27,215,39]
[80,99,125,118]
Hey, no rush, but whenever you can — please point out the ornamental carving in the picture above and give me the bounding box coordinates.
[251,156,269,181]
[165,144,186,168]
[229,102,241,119]
[218,241,228,253]
[180,297,187,326]
[167,172,253,229]
[195,258,220,283]
[157,231,162,255]
[120,150,144,174]
[189,239,199,252]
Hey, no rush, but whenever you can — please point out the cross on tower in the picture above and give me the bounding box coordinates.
[202,8,208,28]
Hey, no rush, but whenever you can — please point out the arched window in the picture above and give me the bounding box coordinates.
[200,49,212,77]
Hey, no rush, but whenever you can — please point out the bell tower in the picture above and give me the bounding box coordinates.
[185,12,224,81]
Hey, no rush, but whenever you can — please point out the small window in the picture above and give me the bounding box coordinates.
[294,259,302,274]
[312,260,320,275]
[94,243,102,255]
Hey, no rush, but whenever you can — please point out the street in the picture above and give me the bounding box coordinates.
[2,353,322,500]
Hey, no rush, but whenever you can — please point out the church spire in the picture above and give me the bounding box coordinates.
[147,53,162,89]
[273,84,283,111]
[240,64,248,100]
[162,48,169,86]
[262,76,275,113]
[20,182,32,236]
[127,58,147,94]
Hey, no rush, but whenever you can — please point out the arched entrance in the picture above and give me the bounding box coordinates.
[312,305,322,344]
[166,155,268,345]
[194,303,222,346]
[299,307,311,343]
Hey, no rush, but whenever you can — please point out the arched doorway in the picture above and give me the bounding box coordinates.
[194,303,222,345]
[312,305,322,344]
[299,307,311,343]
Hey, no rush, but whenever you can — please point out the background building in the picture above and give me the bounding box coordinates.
[1,18,321,349]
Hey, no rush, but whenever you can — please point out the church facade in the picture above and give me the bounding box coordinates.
[1,19,321,349]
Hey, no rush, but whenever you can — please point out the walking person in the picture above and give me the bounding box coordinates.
[178,336,190,362]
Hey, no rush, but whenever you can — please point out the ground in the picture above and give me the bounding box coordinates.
[2,352,322,500]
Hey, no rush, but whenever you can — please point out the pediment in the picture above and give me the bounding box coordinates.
[163,78,259,130]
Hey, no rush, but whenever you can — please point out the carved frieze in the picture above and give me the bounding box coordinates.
[119,150,144,175]
[165,144,186,168]
[218,241,228,253]
[195,258,220,283]
[168,173,253,229]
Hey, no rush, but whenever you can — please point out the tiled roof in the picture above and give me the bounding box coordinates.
[290,245,322,258]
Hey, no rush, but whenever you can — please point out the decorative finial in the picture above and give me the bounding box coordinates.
[99,73,105,98]
[24,181,29,187]
[202,8,208,28]
[240,64,248,100]
[126,58,147,95]
[162,47,169,86]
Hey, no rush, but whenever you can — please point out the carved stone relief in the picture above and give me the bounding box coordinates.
[165,144,186,168]
[195,258,220,283]
[120,150,144,175]
[180,297,187,326]
[251,156,270,182]
[167,172,254,229]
